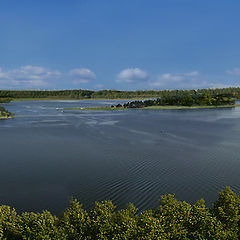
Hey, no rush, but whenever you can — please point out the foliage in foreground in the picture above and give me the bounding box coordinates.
[1,187,240,239]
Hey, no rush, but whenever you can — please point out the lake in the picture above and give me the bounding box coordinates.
[1,100,240,215]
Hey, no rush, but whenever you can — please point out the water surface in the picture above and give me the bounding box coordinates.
[1,100,240,214]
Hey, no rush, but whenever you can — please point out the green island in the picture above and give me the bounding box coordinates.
[64,91,240,111]
[0,98,13,120]
[1,187,240,239]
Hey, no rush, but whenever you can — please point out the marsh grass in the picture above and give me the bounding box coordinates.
[64,104,240,111]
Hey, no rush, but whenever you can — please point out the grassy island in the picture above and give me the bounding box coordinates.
[1,187,240,239]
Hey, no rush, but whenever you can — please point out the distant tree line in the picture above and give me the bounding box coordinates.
[1,187,240,239]
[113,93,234,108]
[0,87,240,99]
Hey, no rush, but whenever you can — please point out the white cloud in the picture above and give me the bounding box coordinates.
[116,68,148,83]
[184,71,200,77]
[150,71,201,88]
[73,79,90,84]
[158,73,184,83]
[209,83,239,89]
[95,84,104,88]
[226,68,240,76]
[0,65,61,88]
[70,68,96,84]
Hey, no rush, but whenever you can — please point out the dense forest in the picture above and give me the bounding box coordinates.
[1,187,240,239]
[113,93,234,108]
[0,87,240,99]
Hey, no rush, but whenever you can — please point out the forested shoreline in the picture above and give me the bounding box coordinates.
[1,187,240,239]
[0,87,240,100]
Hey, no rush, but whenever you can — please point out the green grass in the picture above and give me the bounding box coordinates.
[143,104,240,109]
[65,104,240,111]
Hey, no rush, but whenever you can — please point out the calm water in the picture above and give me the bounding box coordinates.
[1,100,240,215]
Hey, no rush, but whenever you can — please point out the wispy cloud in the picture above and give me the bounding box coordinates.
[0,66,99,88]
[226,68,240,76]
[1,65,238,90]
[95,84,104,89]
[184,71,200,77]
[0,66,61,88]
[116,68,148,83]
[209,83,239,88]
[149,71,201,88]
[70,68,96,84]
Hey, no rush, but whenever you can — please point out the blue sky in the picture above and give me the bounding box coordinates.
[0,0,240,90]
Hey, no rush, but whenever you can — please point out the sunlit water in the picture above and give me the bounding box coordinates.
[1,100,240,215]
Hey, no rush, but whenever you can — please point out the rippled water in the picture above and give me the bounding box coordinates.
[1,100,240,214]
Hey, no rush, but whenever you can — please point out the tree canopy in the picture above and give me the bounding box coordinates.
[0,187,240,239]
[0,87,240,100]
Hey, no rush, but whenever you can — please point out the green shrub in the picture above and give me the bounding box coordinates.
[88,200,116,239]
[212,187,240,239]
[0,205,21,239]
[19,211,64,240]
[61,199,89,239]
[111,203,138,239]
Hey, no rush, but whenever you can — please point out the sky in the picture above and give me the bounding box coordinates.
[0,0,240,90]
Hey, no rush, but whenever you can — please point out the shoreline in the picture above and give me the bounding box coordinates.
[142,104,240,110]
[64,104,240,111]
[11,97,155,102]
